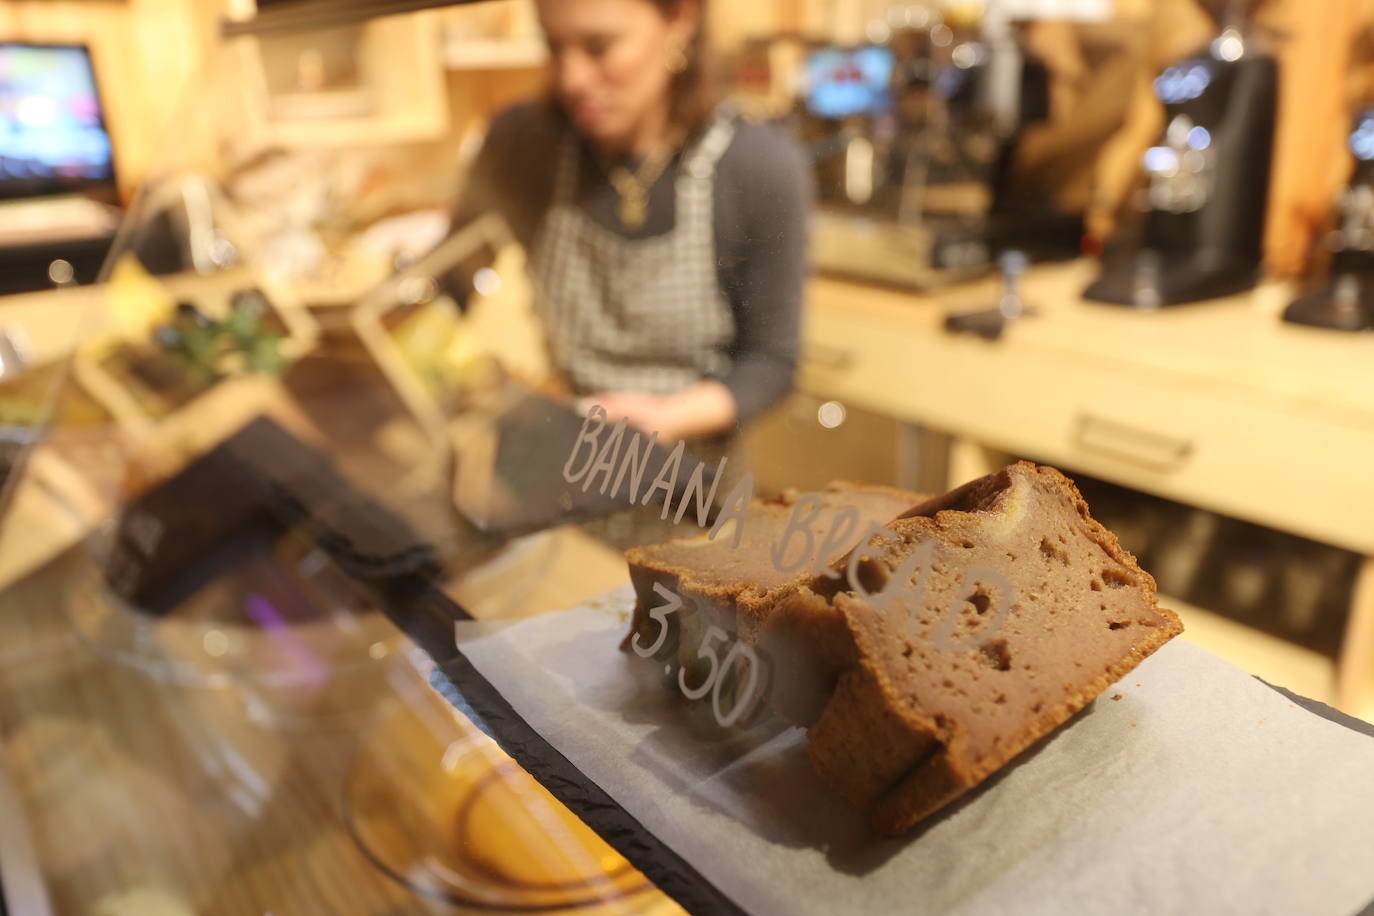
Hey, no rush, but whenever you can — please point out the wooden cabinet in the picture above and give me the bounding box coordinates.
[805,268,1374,555]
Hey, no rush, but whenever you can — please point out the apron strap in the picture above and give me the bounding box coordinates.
[554,106,737,196]
[682,108,737,181]
[551,130,581,205]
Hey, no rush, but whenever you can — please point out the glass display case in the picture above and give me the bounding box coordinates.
[1,4,1373,916]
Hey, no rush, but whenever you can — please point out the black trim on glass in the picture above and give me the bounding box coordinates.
[374,575,748,916]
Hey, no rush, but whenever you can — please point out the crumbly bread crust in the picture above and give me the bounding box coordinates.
[763,462,1183,835]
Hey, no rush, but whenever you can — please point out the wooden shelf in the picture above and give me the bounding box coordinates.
[229,11,450,151]
[443,37,545,70]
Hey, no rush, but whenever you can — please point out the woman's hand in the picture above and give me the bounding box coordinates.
[581,380,738,442]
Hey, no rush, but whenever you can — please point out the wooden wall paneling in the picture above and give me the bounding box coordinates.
[125,0,213,164]
[774,0,805,34]
[1262,0,1363,277]
[711,1,787,50]
[829,0,889,44]
[792,0,831,38]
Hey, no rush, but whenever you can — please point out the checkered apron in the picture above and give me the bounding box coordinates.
[529,111,738,398]
[528,111,742,549]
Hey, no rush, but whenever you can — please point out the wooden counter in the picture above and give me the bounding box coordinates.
[800,261,1374,719]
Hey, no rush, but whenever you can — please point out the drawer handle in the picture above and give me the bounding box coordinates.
[1071,413,1194,473]
[805,344,856,372]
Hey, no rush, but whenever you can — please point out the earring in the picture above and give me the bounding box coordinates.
[666,43,689,75]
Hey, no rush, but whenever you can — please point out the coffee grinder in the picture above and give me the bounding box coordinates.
[1283,106,1374,331]
[1083,23,1278,307]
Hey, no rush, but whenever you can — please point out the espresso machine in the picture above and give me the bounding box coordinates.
[1283,106,1374,331]
[804,5,1041,289]
[1084,26,1278,307]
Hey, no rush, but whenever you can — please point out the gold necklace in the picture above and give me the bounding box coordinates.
[603,139,679,231]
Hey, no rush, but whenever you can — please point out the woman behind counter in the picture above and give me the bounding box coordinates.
[454,0,812,444]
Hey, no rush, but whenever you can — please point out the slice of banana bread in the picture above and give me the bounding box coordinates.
[622,482,925,663]
[762,462,1183,836]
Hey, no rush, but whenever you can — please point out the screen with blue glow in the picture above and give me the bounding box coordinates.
[1153,62,1212,105]
[805,46,894,120]
[1350,112,1374,161]
[0,43,114,198]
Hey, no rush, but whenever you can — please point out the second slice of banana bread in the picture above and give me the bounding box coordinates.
[623,482,925,670]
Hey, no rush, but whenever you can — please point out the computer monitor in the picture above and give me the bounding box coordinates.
[804,45,894,120]
[0,42,115,200]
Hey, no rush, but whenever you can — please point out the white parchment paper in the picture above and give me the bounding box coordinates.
[456,585,1374,916]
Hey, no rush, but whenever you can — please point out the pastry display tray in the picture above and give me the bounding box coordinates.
[383,579,1374,916]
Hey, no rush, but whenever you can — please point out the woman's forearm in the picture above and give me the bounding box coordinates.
[661,379,739,440]
[583,379,739,443]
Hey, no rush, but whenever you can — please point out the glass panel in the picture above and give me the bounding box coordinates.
[0,3,1370,915]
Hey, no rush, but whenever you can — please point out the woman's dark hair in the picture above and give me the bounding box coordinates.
[545,0,721,141]
[650,0,720,138]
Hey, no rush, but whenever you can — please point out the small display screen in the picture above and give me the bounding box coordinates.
[1351,110,1374,161]
[0,43,115,198]
[804,45,894,120]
